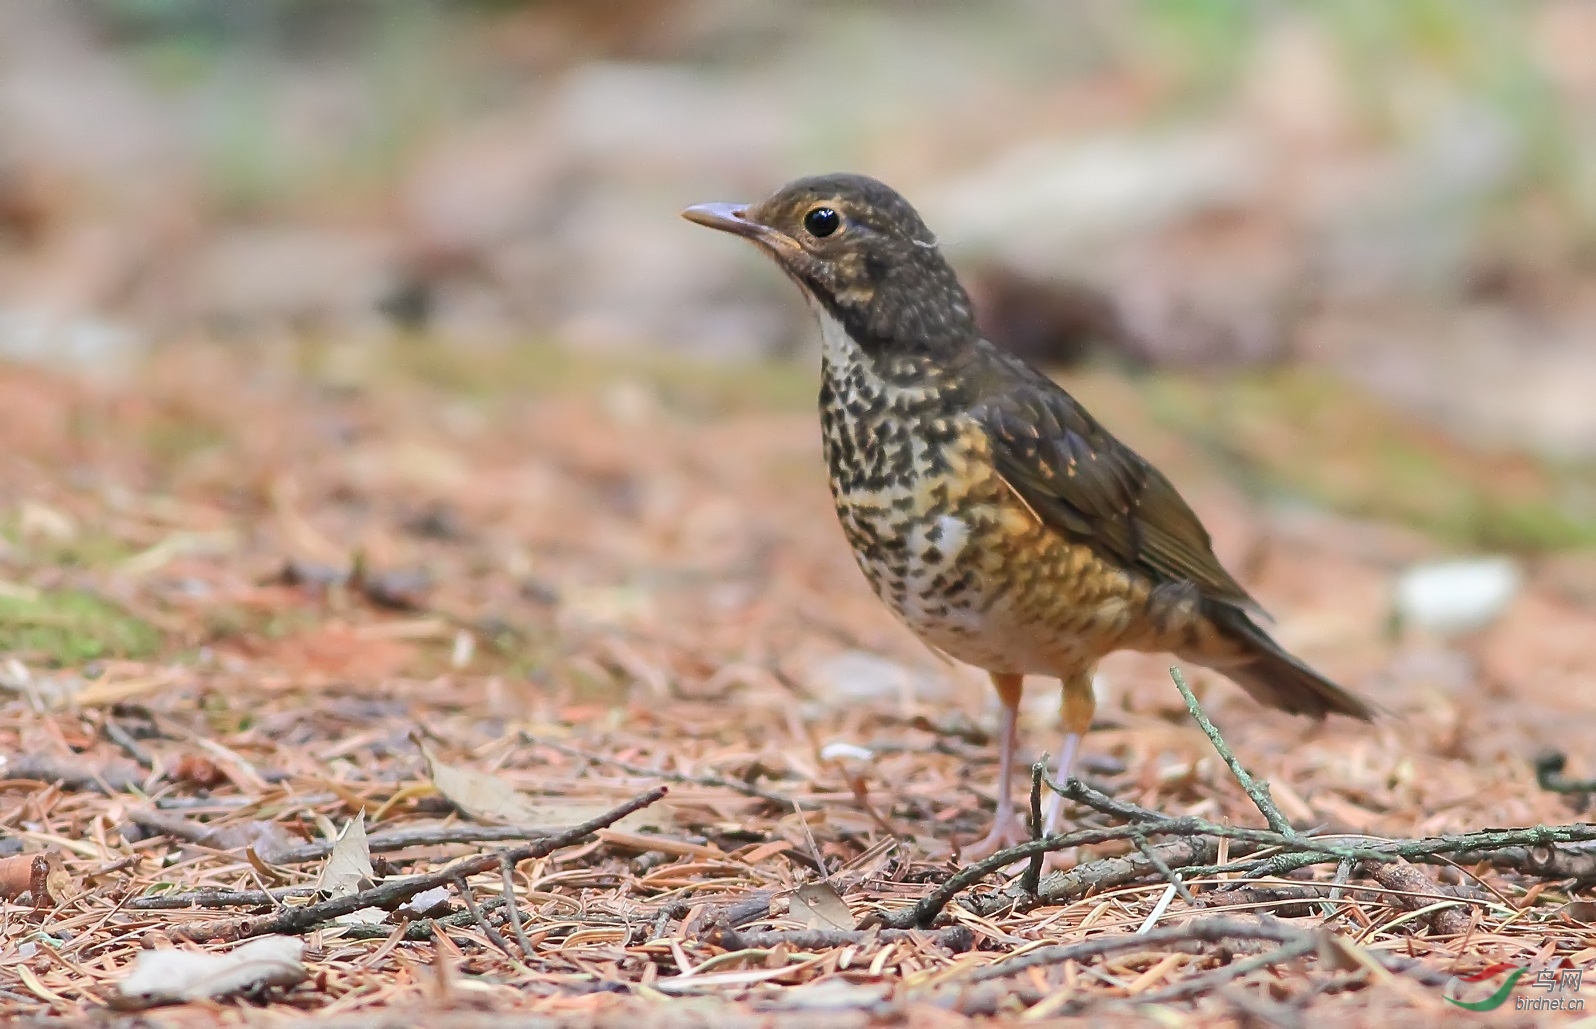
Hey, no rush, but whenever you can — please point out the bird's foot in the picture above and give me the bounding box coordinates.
[960,812,1031,862]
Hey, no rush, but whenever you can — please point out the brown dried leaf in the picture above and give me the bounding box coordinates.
[414,734,545,824]
[1562,900,1596,925]
[790,881,855,931]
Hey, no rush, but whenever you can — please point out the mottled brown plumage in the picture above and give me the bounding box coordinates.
[684,173,1374,857]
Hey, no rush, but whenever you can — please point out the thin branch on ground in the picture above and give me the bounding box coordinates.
[167,786,668,940]
[500,857,534,960]
[1170,666,1294,835]
[453,874,516,957]
[1022,758,1046,896]
[1046,775,1171,823]
[1137,836,1196,905]
[100,718,154,769]
[9,755,143,794]
[967,916,1311,982]
[1534,751,1595,796]
[1133,936,1322,1004]
[886,807,1596,928]
[271,823,563,865]
[964,837,1222,917]
[128,887,315,911]
[703,925,975,953]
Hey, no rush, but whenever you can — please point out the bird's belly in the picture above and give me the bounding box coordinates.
[832,481,1155,676]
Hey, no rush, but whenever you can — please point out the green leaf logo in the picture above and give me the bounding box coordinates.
[1444,964,1526,1011]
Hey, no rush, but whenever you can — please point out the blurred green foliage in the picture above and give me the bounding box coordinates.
[75,0,1591,227]
[0,588,161,665]
[1144,368,1596,552]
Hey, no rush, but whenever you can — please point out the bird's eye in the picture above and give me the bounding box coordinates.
[803,206,840,238]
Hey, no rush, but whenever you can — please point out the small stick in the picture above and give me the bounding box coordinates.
[1021,757,1046,896]
[271,823,562,865]
[1135,836,1196,905]
[962,837,1221,918]
[1170,666,1294,836]
[704,926,974,953]
[128,887,316,911]
[968,916,1310,982]
[500,857,535,960]
[1047,776,1170,823]
[1323,857,1355,919]
[1129,937,1319,1004]
[167,786,668,941]
[453,874,516,958]
[340,909,478,941]
[897,817,1596,928]
[101,718,154,769]
[1534,751,1596,796]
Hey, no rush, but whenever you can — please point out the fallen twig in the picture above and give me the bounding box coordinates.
[1137,836,1196,905]
[1170,666,1294,835]
[1363,859,1472,936]
[1046,776,1170,823]
[962,837,1223,918]
[128,887,314,911]
[888,805,1596,928]
[1134,935,1321,1005]
[703,925,974,953]
[168,786,668,941]
[101,717,155,770]
[500,857,534,960]
[453,874,516,958]
[8,755,143,794]
[967,916,1312,982]
[271,822,562,865]
[1021,758,1046,896]
[1535,751,1595,797]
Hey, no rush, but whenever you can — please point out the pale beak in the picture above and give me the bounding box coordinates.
[682,201,805,263]
[681,201,762,238]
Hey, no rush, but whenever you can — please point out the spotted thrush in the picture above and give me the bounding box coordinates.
[683,174,1374,857]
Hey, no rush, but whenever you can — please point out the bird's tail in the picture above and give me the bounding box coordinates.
[1189,602,1376,721]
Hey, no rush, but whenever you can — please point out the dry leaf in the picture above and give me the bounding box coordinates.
[414,734,545,824]
[316,814,385,926]
[316,814,374,897]
[790,881,855,931]
[44,862,74,907]
[113,936,306,1008]
[412,733,669,830]
[397,885,453,918]
[1562,900,1596,925]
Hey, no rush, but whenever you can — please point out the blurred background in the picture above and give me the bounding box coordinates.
[1,0,1594,553]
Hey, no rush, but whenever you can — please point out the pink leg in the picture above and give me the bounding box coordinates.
[963,673,1030,859]
[1042,670,1097,836]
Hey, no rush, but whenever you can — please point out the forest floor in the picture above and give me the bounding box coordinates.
[1,339,1593,1027]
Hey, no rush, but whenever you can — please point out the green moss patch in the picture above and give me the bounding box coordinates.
[0,588,162,665]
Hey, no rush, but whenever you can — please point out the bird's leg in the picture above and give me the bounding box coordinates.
[963,672,1028,860]
[1042,669,1097,836]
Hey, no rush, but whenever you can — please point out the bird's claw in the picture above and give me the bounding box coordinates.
[960,814,1032,862]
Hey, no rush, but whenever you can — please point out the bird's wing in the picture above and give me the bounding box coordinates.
[972,370,1262,612]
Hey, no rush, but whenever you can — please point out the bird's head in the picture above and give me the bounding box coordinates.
[683,173,976,351]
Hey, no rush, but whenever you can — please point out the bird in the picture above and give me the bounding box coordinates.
[682,174,1375,858]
